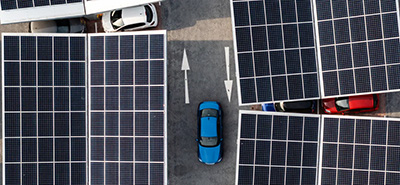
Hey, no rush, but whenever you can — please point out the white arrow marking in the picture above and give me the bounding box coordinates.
[182,48,190,104]
[224,47,233,102]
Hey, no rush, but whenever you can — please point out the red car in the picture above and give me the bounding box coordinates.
[323,94,379,114]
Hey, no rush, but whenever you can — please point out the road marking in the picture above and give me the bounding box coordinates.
[182,48,190,104]
[224,47,233,102]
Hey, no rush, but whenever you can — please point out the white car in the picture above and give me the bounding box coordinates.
[102,4,158,32]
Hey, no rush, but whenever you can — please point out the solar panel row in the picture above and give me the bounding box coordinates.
[232,0,319,105]
[2,31,167,185]
[237,111,320,185]
[88,33,166,185]
[231,0,400,104]
[316,0,400,98]
[3,34,87,185]
[0,0,82,10]
[237,111,400,185]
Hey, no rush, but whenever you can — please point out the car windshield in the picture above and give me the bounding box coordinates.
[201,109,218,117]
[200,137,218,147]
[111,10,124,29]
[336,98,349,111]
[145,5,153,23]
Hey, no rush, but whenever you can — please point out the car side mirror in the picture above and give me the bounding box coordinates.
[220,138,223,141]
[196,139,199,142]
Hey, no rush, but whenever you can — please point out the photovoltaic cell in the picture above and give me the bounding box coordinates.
[237,111,320,185]
[89,31,167,185]
[2,34,87,184]
[232,0,319,104]
[316,0,400,98]
[320,115,400,184]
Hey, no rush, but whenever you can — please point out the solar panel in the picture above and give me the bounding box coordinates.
[0,0,85,24]
[231,0,320,105]
[315,0,400,98]
[88,31,167,185]
[319,115,400,184]
[2,33,87,184]
[236,110,320,185]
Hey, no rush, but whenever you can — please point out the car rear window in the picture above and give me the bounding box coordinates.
[145,5,153,23]
[200,137,218,147]
[201,109,218,117]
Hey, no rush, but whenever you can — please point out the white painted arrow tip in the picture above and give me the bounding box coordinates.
[224,80,233,102]
[181,48,190,71]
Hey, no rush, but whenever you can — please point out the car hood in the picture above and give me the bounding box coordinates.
[201,117,217,137]
[122,6,146,25]
[199,144,221,164]
[101,11,114,32]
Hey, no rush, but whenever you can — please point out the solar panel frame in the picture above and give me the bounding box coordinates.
[236,110,321,185]
[2,33,88,185]
[88,30,167,185]
[230,0,321,106]
[318,115,400,184]
[314,0,400,98]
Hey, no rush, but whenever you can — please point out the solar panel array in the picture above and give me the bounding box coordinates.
[0,0,81,10]
[315,0,400,98]
[236,111,320,185]
[88,31,167,185]
[2,34,87,184]
[320,115,400,184]
[231,0,320,105]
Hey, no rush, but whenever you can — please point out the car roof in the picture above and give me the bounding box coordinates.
[121,6,146,25]
[200,117,218,137]
[199,101,219,111]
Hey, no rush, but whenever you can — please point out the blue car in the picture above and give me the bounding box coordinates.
[197,101,223,165]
